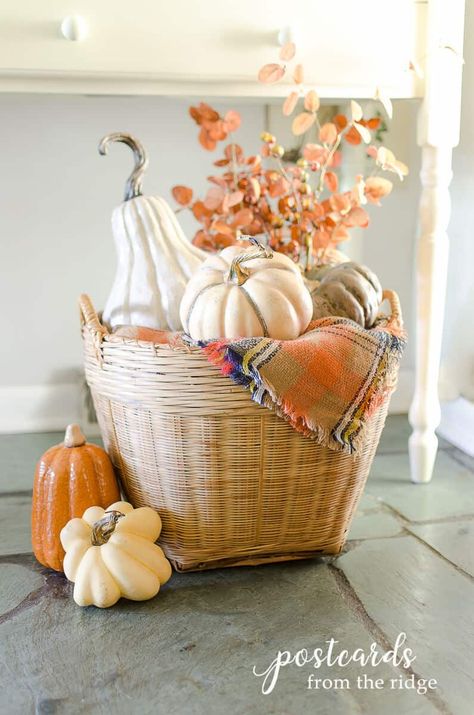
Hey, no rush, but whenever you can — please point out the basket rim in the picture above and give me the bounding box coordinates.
[79,290,403,354]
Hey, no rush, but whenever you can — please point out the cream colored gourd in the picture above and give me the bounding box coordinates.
[60,501,172,608]
[180,237,313,340]
[99,133,206,331]
[310,261,383,328]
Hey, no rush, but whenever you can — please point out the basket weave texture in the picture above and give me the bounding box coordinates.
[80,292,401,572]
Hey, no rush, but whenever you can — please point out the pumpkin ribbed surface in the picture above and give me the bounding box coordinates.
[32,435,120,572]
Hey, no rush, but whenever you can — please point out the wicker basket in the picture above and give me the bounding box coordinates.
[79,291,401,572]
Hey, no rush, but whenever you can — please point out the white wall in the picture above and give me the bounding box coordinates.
[0,93,421,430]
[441,0,474,401]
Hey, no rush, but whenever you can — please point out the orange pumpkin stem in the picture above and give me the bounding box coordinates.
[64,424,87,448]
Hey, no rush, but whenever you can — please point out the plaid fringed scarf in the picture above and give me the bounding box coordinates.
[196,316,406,454]
[113,313,405,454]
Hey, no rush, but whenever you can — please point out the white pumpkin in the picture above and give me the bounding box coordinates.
[180,237,313,340]
[60,501,172,608]
[99,133,206,331]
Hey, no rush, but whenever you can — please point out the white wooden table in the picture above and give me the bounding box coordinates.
[0,0,465,482]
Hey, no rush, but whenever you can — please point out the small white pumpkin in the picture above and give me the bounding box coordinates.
[99,133,206,331]
[180,237,313,340]
[60,501,172,608]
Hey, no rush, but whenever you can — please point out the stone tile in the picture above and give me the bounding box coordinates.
[407,521,474,577]
[338,536,474,715]
[377,416,450,455]
[0,432,62,493]
[366,450,474,521]
[0,495,32,556]
[0,432,103,494]
[0,563,44,617]
[0,561,436,715]
[354,492,381,512]
[348,510,403,540]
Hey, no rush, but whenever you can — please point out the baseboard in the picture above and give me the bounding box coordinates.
[0,383,84,434]
[438,397,474,457]
[0,367,415,434]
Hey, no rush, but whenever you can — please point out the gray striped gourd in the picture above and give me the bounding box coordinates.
[310,261,383,328]
[180,237,313,340]
[99,133,206,331]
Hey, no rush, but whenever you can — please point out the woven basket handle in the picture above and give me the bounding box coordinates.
[79,294,108,343]
[382,290,403,333]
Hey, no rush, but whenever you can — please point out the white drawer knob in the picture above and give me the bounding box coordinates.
[61,15,89,42]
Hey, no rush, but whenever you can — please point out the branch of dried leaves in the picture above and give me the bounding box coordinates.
[171,43,409,272]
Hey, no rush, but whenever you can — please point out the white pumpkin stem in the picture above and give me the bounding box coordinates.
[64,424,87,448]
[226,236,273,286]
[98,132,149,202]
[91,511,125,546]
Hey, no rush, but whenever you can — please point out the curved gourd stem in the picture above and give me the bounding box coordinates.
[91,510,125,546]
[226,236,273,286]
[98,132,149,202]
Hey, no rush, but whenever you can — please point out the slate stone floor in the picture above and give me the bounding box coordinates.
[0,416,473,714]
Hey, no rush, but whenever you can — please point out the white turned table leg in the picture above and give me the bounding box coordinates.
[409,146,452,484]
[408,0,465,484]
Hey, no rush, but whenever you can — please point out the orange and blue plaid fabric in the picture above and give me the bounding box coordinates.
[199,316,405,454]
[113,315,405,454]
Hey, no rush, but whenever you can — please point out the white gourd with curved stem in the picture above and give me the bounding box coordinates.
[99,133,206,331]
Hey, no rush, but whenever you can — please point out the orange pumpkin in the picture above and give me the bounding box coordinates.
[32,424,120,572]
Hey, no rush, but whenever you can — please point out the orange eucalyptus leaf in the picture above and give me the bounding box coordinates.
[279,42,296,61]
[222,190,244,212]
[332,225,350,243]
[193,230,214,251]
[268,176,290,197]
[207,175,227,187]
[214,233,238,249]
[344,126,362,145]
[248,177,261,202]
[319,122,338,144]
[344,206,370,228]
[324,171,339,193]
[198,103,220,122]
[211,221,234,236]
[292,112,316,136]
[303,143,326,162]
[330,150,342,168]
[172,186,193,206]
[293,64,304,84]
[204,186,225,210]
[232,208,254,227]
[366,117,381,129]
[283,91,299,116]
[333,114,348,131]
[199,128,216,151]
[189,106,202,125]
[192,201,212,222]
[207,120,227,141]
[224,109,242,132]
[258,63,285,83]
[365,176,393,205]
[304,89,320,113]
